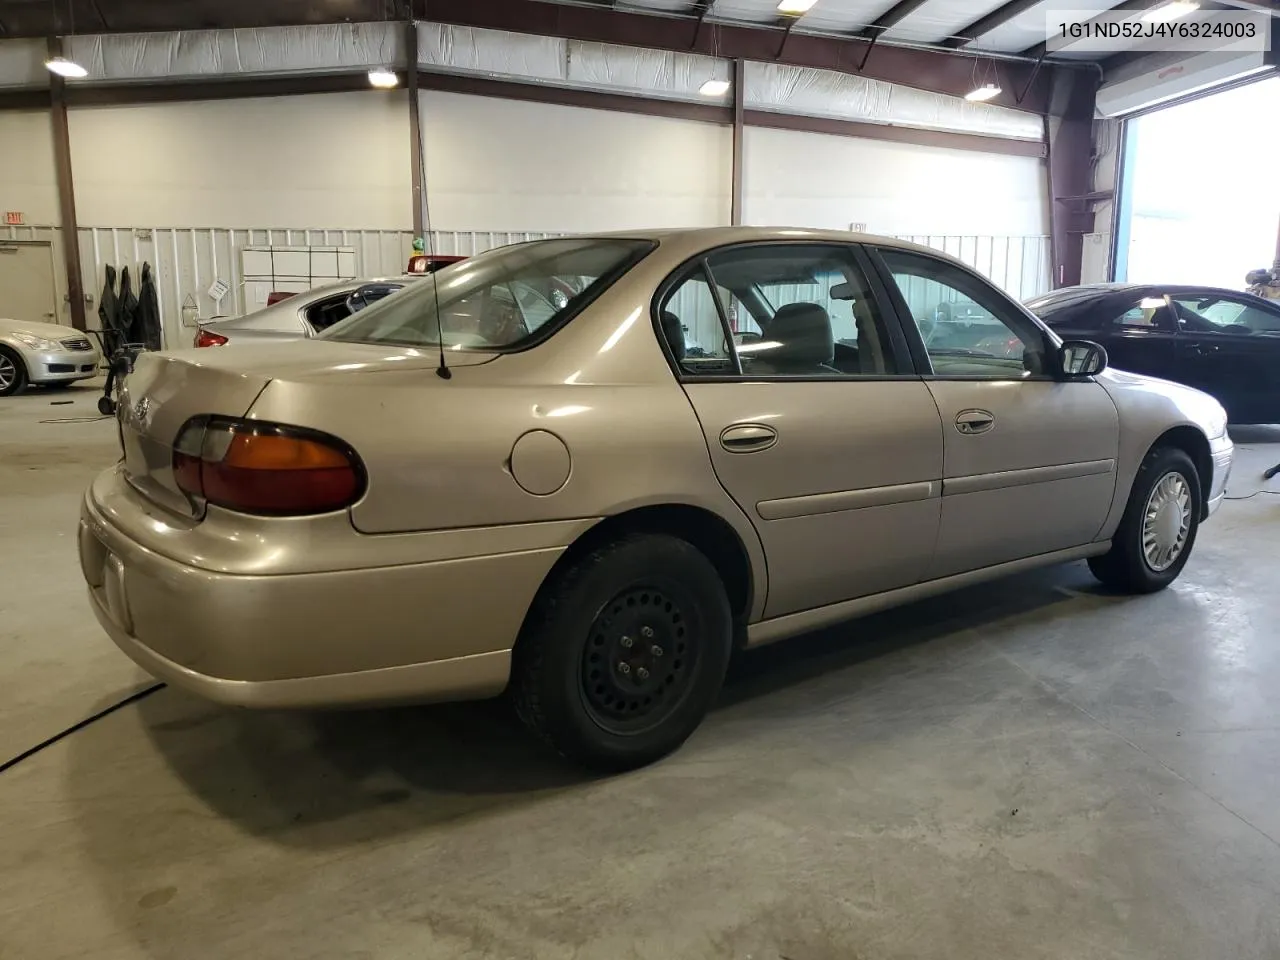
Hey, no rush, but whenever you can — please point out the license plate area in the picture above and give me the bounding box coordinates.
[79,522,133,634]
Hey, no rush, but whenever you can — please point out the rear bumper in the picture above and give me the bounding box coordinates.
[79,470,581,709]
[28,347,101,383]
[1207,433,1233,517]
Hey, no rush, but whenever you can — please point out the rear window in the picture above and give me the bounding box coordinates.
[321,238,654,351]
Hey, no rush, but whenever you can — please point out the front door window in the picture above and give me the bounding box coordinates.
[878,248,1048,378]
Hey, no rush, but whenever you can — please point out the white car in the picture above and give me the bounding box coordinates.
[0,318,102,396]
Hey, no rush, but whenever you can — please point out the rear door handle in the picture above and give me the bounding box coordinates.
[719,423,778,453]
[955,409,995,435]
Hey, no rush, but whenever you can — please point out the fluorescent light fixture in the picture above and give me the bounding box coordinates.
[1141,1,1199,24]
[699,78,731,97]
[368,67,399,89]
[44,57,87,79]
[964,83,1002,102]
[777,0,818,13]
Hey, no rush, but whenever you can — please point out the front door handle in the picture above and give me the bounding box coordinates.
[720,423,778,453]
[955,409,995,435]
[1185,341,1219,356]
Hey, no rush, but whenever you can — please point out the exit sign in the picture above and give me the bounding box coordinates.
[4,212,22,225]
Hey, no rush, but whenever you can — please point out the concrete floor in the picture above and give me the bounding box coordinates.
[4,382,1280,960]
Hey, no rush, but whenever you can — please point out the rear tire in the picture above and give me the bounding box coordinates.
[511,533,733,771]
[1088,446,1200,594]
[0,348,27,397]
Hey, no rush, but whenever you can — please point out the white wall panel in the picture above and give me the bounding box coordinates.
[0,111,59,225]
[743,126,1049,238]
[66,91,413,229]
[419,91,732,232]
[0,39,48,88]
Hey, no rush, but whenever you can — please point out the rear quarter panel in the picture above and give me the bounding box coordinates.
[244,268,771,618]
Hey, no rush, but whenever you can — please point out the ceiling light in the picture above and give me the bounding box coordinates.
[1141,1,1199,24]
[699,78,731,97]
[964,83,1002,102]
[44,57,87,79]
[368,68,399,89]
[777,0,818,14]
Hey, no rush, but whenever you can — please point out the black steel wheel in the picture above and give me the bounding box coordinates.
[512,533,733,771]
[579,587,699,736]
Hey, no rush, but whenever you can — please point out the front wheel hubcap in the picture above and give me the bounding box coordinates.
[1142,471,1192,572]
[0,356,15,390]
[580,587,695,734]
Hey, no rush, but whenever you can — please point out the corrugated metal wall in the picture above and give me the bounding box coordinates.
[8,222,1049,351]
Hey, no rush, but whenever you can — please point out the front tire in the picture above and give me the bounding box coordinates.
[1088,446,1200,593]
[511,534,733,771]
[0,348,27,397]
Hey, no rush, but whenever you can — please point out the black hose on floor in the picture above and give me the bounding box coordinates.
[0,682,166,775]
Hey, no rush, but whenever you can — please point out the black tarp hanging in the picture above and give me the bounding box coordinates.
[118,265,139,344]
[136,262,162,351]
[96,264,121,335]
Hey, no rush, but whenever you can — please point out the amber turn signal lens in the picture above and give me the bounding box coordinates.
[173,418,364,516]
[223,433,352,471]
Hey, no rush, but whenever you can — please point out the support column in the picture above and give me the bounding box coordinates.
[47,36,87,331]
[405,20,425,239]
[1045,65,1099,289]
[730,58,744,226]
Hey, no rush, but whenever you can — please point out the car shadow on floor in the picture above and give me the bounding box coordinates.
[73,561,1108,852]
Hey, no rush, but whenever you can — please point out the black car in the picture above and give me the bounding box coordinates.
[1027,283,1280,424]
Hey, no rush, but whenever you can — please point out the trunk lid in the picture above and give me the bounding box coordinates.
[117,341,496,518]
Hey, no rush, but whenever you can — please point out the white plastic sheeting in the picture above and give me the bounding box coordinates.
[65,23,402,83]
[745,62,1043,140]
[417,23,732,103]
[0,39,48,89]
[5,21,1040,141]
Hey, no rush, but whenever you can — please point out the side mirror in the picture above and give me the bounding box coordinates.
[1058,339,1108,378]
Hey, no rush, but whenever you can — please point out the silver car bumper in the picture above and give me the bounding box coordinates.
[1206,433,1233,517]
[28,347,101,383]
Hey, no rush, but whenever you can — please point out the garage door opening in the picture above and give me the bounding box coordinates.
[1115,76,1280,290]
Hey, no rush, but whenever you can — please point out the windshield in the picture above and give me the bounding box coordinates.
[321,238,654,350]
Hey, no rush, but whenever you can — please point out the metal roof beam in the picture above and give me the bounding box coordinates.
[944,0,1048,48]
[860,0,931,38]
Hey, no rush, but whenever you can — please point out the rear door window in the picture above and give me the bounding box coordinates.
[1116,296,1177,333]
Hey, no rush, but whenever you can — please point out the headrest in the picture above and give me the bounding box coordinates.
[660,310,686,362]
[765,302,833,366]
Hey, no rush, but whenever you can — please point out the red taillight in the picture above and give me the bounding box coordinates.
[173,418,364,515]
[194,328,229,348]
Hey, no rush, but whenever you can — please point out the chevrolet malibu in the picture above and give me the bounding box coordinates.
[80,228,1233,770]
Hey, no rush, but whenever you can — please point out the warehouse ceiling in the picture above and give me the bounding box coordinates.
[0,0,1276,64]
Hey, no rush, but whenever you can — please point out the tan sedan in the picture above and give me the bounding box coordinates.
[80,228,1233,770]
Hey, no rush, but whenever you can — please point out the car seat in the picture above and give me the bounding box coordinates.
[753,303,837,376]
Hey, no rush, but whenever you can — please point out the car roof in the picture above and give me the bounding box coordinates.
[529,226,984,275]
[587,225,941,251]
[1032,282,1273,299]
